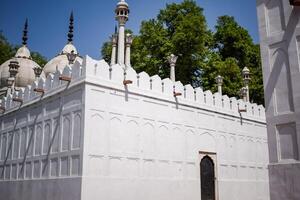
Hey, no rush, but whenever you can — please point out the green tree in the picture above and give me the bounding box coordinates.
[0,31,15,64]
[0,32,47,68]
[31,51,47,67]
[201,53,243,97]
[101,3,264,104]
[213,15,264,104]
[102,0,212,87]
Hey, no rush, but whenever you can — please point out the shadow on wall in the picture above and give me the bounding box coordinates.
[264,8,299,110]
[0,90,66,179]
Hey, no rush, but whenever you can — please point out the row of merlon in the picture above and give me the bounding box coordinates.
[0,56,265,118]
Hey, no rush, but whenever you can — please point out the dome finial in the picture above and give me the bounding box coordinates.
[67,11,74,43]
[22,18,28,46]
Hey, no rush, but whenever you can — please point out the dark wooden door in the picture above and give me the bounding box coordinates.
[200,156,215,200]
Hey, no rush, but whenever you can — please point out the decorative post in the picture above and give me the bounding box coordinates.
[110,27,118,66]
[125,33,133,67]
[215,75,223,95]
[115,0,129,65]
[67,50,76,65]
[7,60,20,95]
[242,67,251,102]
[34,67,43,81]
[240,87,247,102]
[168,54,178,82]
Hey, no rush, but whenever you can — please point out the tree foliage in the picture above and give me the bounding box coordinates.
[0,31,47,67]
[0,31,15,64]
[213,16,264,104]
[102,0,264,104]
[103,0,212,87]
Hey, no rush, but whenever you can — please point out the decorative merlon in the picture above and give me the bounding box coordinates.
[0,55,265,119]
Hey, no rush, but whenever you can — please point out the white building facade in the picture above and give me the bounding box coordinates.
[256,0,300,199]
[0,56,269,200]
[0,0,270,200]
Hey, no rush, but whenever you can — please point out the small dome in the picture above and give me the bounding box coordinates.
[62,43,78,54]
[0,46,44,88]
[15,45,31,58]
[43,43,82,77]
[117,1,128,7]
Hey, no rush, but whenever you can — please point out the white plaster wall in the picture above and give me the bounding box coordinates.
[80,57,269,200]
[257,0,300,199]
[0,77,85,200]
[0,56,269,200]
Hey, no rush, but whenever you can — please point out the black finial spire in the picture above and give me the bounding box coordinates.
[67,11,74,43]
[22,18,28,46]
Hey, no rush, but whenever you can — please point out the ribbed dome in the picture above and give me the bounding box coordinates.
[15,45,31,58]
[0,45,44,88]
[43,43,82,77]
[62,43,78,54]
[117,0,128,7]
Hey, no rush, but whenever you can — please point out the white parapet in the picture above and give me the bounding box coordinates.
[0,55,268,200]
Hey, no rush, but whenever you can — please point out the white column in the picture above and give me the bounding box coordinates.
[125,33,133,67]
[168,54,178,82]
[246,85,249,102]
[117,24,125,65]
[218,85,222,95]
[240,87,247,102]
[215,75,223,96]
[125,45,130,67]
[170,65,175,82]
[110,34,117,66]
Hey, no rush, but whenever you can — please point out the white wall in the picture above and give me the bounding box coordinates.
[257,0,300,199]
[0,66,85,200]
[80,57,269,200]
[0,56,269,200]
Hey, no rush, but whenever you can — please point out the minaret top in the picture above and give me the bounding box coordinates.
[22,19,28,46]
[67,11,74,43]
[117,0,128,7]
[115,0,129,25]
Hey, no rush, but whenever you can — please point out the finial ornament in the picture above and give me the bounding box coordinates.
[240,87,248,102]
[242,66,251,102]
[22,19,28,46]
[125,33,133,67]
[67,50,76,64]
[68,11,74,43]
[115,0,129,65]
[115,0,129,25]
[8,60,20,78]
[215,75,223,95]
[168,54,178,82]
[33,67,43,78]
[125,33,133,45]
[7,60,20,94]
[168,54,178,67]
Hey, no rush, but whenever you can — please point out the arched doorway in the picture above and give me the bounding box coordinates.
[200,155,215,200]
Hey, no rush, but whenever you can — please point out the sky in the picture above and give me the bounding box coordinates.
[0,0,259,60]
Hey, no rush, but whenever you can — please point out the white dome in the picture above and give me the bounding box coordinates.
[15,45,31,58]
[0,46,43,88]
[43,43,82,76]
[62,43,78,54]
[14,57,44,87]
[117,1,128,7]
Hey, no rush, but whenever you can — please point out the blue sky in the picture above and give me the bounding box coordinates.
[0,0,258,60]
